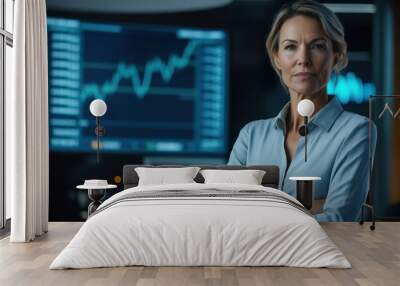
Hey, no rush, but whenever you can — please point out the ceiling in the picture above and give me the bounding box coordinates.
[46,0,236,13]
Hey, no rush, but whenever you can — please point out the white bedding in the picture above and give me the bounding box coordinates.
[50,183,351,269]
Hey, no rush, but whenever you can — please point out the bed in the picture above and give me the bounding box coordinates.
[50,165,351,269]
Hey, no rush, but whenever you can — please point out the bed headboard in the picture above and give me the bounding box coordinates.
[123,165,280,189]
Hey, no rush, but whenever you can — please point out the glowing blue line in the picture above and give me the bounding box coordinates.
[327,72,376,104]
[52,42,80,53]
[203,66,223,73]
[50,119,78,126]
[52,33,80,44]
[52,51,80,62]
[81,40,199,102]
[51,88,79,98]
[47,18,79,28]
[52,61,80,71]
[81,23,122,33]
[51,107,80,116]
[52,70,80,80]
[204,47,225,55]
[177,30,225,40]
[52,79,80,89]
[53,128,80,137]
[51,98,80,107]
[51,138,79,147]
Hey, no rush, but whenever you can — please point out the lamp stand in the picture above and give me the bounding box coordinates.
[94,117,106,164]
[304,116,308,162]
[96,117,100,163]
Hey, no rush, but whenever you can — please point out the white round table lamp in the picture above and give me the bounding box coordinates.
[90,99,107,117]
[297,99,315,117]
[89,99,107,163]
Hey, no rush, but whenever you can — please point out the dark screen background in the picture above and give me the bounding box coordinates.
[48,1,376,221]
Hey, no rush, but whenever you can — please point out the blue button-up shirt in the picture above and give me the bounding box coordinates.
[228,96,377,221]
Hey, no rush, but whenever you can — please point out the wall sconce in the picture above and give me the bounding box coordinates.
[297,99,315,162]
[89,99,107,163]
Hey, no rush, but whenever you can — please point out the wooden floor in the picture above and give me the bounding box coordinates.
[0,222,399,286]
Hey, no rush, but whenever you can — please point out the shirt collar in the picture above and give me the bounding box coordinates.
[274,95,343,132]
[274,101,290,131]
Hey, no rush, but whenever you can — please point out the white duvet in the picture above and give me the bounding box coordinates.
[50,183,351,269]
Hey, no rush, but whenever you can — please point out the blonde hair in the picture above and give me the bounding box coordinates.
[266,0,348,78]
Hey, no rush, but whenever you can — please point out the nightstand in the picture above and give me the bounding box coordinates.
[77,180,117,216]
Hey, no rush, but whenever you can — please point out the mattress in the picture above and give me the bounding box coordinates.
[50,183,351,269]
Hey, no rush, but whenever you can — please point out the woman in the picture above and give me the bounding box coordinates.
[228,0,377,222]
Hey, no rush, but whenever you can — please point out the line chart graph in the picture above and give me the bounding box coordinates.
[47,18,228,154]
[81,40,198,102]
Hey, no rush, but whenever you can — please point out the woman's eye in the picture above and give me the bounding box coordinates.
[313,43,327,50]
[284,44,296,50]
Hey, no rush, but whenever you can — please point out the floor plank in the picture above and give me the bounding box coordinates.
[0,222,399,286]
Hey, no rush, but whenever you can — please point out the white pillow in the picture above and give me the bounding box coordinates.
[200,169,266,185]
[135,167,201,186]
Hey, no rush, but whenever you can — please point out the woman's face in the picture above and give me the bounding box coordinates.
[274,15,337,96]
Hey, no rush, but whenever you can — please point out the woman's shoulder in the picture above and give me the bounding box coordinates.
[338,110,374,128]
[334,110,377,140]
[242,118,276,132]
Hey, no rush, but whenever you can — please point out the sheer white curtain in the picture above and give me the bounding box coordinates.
[6,0,49,242]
